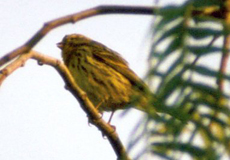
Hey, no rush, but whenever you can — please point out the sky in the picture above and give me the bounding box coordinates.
[0,0,186,160]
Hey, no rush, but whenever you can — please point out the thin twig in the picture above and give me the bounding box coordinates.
[0,51,34,85]
[32,52,130,160]
[8,51,130,160]
[217,34,230,91]
[0,50,130,159]
[0,5,157,67]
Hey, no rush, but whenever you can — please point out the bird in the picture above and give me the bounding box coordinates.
[57,34,157,122]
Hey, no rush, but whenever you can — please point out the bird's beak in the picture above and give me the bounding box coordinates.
[57,42,64,49]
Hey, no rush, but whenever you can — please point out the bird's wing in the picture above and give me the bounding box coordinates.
[91,43,148,92]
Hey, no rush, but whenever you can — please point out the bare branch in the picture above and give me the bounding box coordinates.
[32,51,130,160]
[0,5,156,67]
[217,34,230,91]
[2,51,129,159]
[1,5,228,68]
[0,51,34,86]
[217,3,230,92]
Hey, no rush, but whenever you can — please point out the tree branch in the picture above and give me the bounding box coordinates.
[32,52,130,159]
[0,51,34,85]
[0,5,157,67]
[1,50,130,160]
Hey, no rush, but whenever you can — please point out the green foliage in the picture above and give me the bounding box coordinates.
[129,0,230,159]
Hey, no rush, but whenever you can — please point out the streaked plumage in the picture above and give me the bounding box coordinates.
[57,34,153,113]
